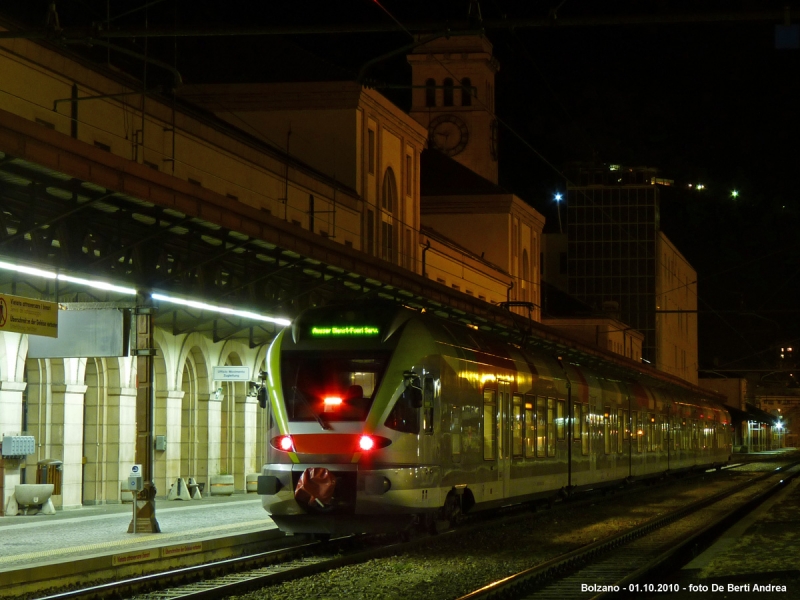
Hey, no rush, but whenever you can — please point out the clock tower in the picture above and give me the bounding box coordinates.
[408,35,500,184]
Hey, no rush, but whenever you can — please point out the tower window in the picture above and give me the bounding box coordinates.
[368,128,375,175]
[461,78,472,106]
[443,78,454,106]
[425,78,436,107]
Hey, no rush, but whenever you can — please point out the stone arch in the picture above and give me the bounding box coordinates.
[461,77,472,106]
[425,78,436,107]
[252,345,270,474]
[180,346,206,485]
[443,77,454,106]
[82,357,107,505]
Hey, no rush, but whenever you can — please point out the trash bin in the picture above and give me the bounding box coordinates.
[37,459,63,495]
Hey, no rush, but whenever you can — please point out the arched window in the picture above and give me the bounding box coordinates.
[382,167,397,212]
[381,168,398,262]
[443,78,454,106]
[425,78,436,107]
[461,77,472,106]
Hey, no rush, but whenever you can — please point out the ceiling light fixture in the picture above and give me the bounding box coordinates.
[151,292,291,326]
[0,260,137,295]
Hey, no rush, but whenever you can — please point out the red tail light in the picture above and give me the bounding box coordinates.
[323,396,343,412]
[271,434,392,454]
[270,435,294,452]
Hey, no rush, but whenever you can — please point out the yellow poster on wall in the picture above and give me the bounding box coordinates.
[0,293,58,337]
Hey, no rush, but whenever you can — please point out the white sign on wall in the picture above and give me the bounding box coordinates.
[212,366,251,381]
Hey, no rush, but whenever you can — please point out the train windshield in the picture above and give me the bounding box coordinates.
[280,352,390,423]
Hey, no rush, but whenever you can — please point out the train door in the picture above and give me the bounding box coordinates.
[498,381,511,497]
[420,374,438,462]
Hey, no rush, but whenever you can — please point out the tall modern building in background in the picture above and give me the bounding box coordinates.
[564,164,698,383]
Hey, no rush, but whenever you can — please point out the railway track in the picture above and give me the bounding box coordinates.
[31,460,792,600]
[456,461,800,600]
[35,535,374,600]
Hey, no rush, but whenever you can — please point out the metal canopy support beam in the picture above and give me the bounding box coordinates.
[129,301,160,533]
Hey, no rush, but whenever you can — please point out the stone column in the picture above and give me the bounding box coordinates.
[50,383,88,510]
[201,390,222,485]
[107,387,137,502]
[155,389,184,494]
[235,394,259,490]
[0,381,27,515]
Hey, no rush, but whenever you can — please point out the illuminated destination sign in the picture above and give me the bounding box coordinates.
[311,326,380,337]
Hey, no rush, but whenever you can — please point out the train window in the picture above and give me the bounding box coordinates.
[556,400,566,440]
[623,409,629,440]
[581,404,589,456]
[384,384,421,434]
[611,409,618,453]
[281,351,389,422]
[633,412,642,453]
[536,396,546,457]
[617,408,624,453]
[422,377,435,434]
[524,396,535,458]
[512,394,524,457]
[547,398,556,457]
[573,401,581,441]
[450,405,462,461]
[483,388,497,460]
[603,406,611,455]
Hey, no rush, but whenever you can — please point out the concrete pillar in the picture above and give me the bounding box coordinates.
[0,381,27,515]
[107,387,137,502]
[50,383,88,509]
[154,390,184,495]
[234,394,259,490]
[200,391,222,488]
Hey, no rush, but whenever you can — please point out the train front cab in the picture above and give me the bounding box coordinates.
[258,312,451,535]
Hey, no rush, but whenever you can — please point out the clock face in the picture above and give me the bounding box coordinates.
[428,114,469,157]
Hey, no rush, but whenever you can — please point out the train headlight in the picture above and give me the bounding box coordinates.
[359,435,375,451]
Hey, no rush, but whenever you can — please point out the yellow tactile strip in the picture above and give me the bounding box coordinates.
[0,519,270,565]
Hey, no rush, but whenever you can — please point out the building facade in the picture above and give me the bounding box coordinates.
[564,165,698,383]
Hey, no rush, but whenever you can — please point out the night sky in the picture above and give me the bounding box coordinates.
[3,1,799,376]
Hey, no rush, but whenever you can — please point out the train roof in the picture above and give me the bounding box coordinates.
[290,300,727,407]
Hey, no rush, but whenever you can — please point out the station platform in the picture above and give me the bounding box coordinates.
[0,492,281,596]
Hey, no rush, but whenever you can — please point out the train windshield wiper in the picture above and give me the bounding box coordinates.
[291,386,331,430]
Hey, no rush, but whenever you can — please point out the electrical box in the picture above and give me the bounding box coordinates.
[128,474,143,492]
[155,435,167,451]
[129,464,144,492]
[1,435,35,458]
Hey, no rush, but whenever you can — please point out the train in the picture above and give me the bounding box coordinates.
[256,302,732,535]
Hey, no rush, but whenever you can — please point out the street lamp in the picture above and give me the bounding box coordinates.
[554,193,563,234]
[731,190,739,198]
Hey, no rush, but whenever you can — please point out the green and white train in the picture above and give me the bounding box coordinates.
[257,302,732,535]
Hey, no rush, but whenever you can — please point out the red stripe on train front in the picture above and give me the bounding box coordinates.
[270,433,391,454]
